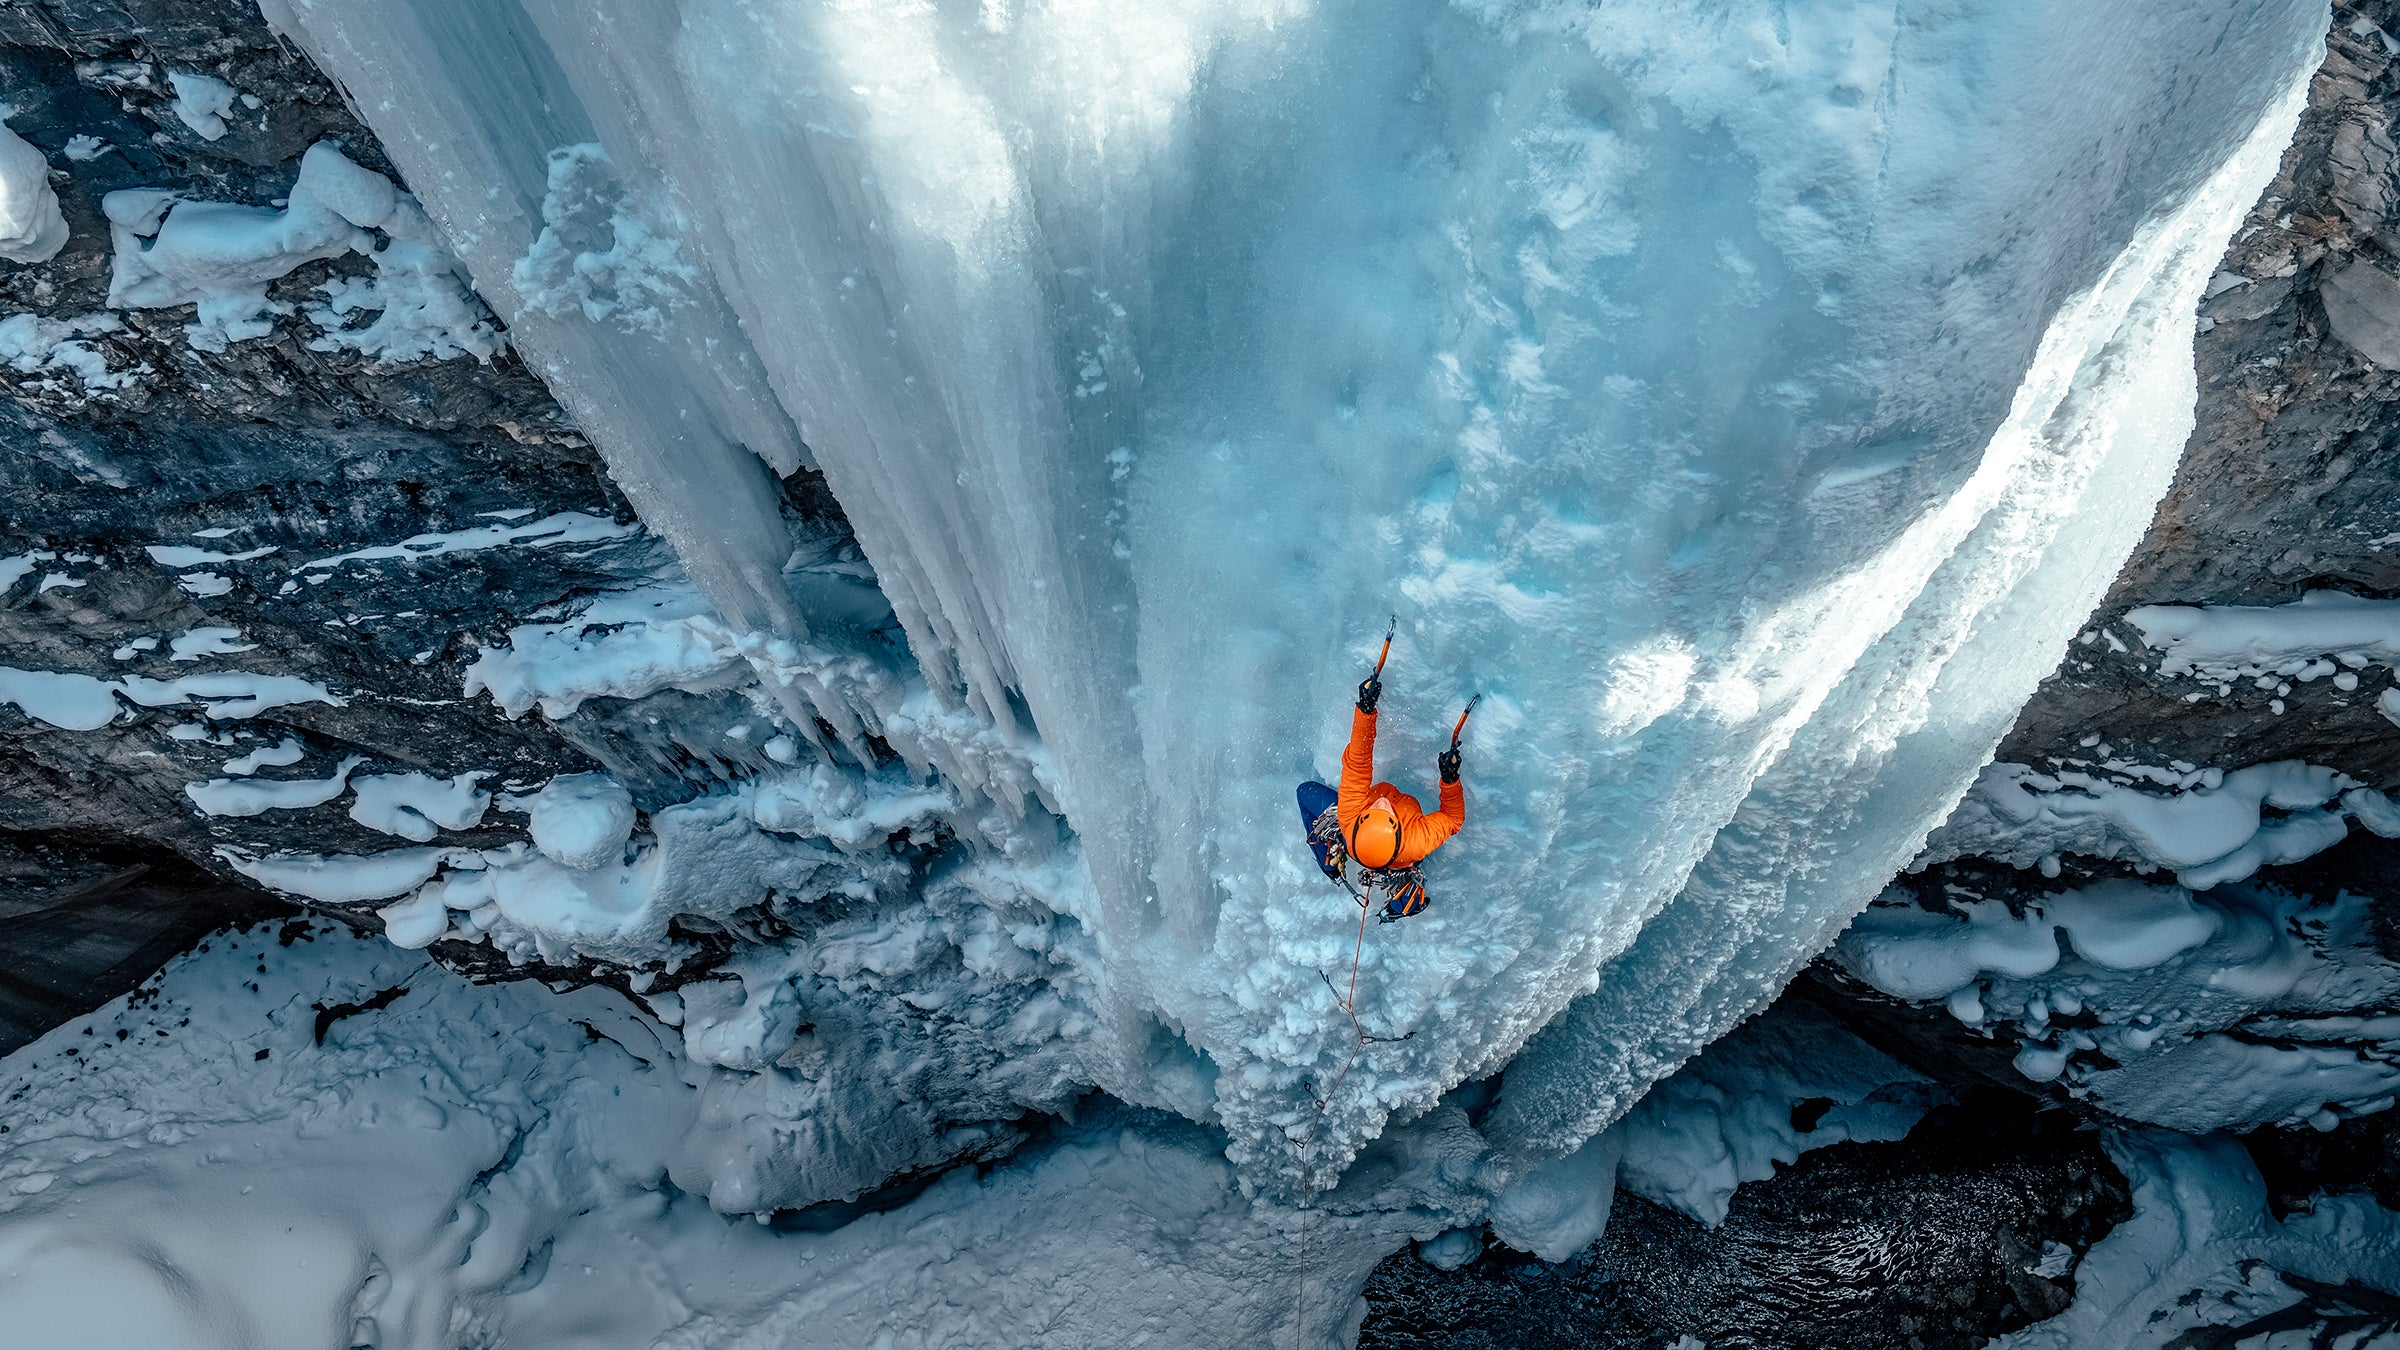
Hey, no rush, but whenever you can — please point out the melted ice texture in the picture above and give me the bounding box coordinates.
[256,0,2324,1193]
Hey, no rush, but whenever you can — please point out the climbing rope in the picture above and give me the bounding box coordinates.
[1289,619,1449,1348]
[1289,886,1413,1348]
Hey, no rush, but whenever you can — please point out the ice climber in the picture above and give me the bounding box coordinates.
[1297,645,1469,922]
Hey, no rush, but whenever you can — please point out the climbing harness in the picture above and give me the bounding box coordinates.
[1378,867,1429,921]
[1306,803,1365,902]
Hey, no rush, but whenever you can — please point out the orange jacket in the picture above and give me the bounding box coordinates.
[1337,708,1464,869]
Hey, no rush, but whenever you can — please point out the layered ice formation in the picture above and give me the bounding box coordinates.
[240,0,2326,1213]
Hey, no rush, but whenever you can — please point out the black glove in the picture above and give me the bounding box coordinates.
[1357,676,1382,714]
[1438,746,1461,783]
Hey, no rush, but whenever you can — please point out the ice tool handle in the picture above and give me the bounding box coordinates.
[1450,693,1481,748]
[1373,613,1396,678]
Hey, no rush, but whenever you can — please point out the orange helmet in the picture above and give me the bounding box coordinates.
[1348,807,1402,871]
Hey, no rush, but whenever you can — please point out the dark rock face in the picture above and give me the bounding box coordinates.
[1359,1088,2130,1350]
[0,1,666,1019]
[1994,4,2400,784]
[0,825,284,1054]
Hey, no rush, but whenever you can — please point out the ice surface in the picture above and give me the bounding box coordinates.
[509,144,697,336]
[1610,1001,1942,1227]
[0,119,65,263]
[1487,1127,1623,1263]
[259,0,2325,1194]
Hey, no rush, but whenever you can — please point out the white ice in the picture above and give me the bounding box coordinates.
[187,755,363,818]
[1993,1130,2400,1349]
[167,71,239,140]
[0,666,340,729]
[1924,759,2400,891]
[258,0,2326,1196]
[0,118,65,263]
[0,312,140,392]
[1834,878,2400,1130]
[0,923,1480,1350]
[104,140,496,358]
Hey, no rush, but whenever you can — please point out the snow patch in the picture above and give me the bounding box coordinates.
[0,120,66,263]
[2127,590,2400,684]
[1835,879,2400,1131]
[349,771,491,842]
[105,140,495,358]
[185,756,362,818]
[0,666,340,729]
[166,72,238,141]
[297,511,635,573]
[167,625,255,661]
[1923,760,2375,891]
[220,737,305,775]
[222,846,457,905]
[526,772,634,868]
[146,543,277,567]
[0,313,141,393]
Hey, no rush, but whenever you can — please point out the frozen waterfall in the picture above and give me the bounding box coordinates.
[258,0,2322,1194]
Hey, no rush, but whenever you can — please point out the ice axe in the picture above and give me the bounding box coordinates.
[1450,692,1481,748]
[1372,613,1396,678]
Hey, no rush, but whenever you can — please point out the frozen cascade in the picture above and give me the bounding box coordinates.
[258,0,2323,1197]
